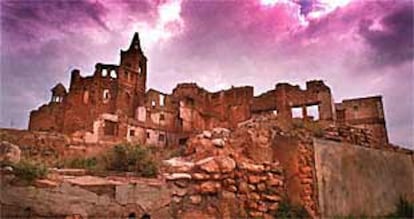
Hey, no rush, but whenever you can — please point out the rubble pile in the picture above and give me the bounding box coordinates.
[163,127,285,218]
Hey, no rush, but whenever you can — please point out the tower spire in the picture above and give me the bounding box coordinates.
[129,32,142,51]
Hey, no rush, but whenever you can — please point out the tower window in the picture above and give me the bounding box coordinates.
[110,69,117,79]
[103,89,110,102]
[159,134,165,142]
[101,69,108,77]
[160,114,165,121]
[129,129,135,137]
[151,100,156,108]
[159,94,165,107]
[146,132,150,139]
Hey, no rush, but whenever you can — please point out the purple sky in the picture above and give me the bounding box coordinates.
[1,0,413,148]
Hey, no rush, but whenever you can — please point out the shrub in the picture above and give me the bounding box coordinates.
[274,199,309,218]
[66,157,98,170]
[104,144,158,177]
[387,197,413,218]
[13,160,48,182]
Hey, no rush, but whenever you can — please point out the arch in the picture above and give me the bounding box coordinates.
[141,213,151,219]
[101,69,108,77]
[128,212,136,219]
[110,69,117,79]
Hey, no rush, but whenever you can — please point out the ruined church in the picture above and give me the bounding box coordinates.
[28,33,389,146]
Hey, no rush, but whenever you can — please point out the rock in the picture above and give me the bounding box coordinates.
[212,138,225,148]
[50,168,87,176]
[0,141,21,164]
[2,166,13,173]
[197,157,220,173]
[192,173,210,180]
[249,211,263,217]
[227,185,237,192]
[165,173,192,180]
[199,181,221,194]
[216,156,236,173]
[190,195,202,204]
[248,175,262,184]
[257,183,266,192]
[34,179,59,188]
[263,195,281,202]
[248,192,260,201]
[266,177,283,186]
[172,196,182,203]
[212,127,231,138]
[223,178,236,186]
[238,162,265,173]
[269,165,283,174]
[301,178,313,184]
[257,202,268,212]
[268,202,279,211]
[173,188,187,197]
[163,157,194,172]
[300,166,312,174]
[174,179,189,188]
[238,181,249,193]
[203,130,212,139]
[248,201,258,209]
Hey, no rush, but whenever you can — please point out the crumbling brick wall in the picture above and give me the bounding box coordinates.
[335,96,388,145]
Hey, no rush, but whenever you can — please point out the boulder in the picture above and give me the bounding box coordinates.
[197,157,220,173]
[212,138,225,148]
[202,131,212,139]
[0,141,21,164]
[163,157,194,172]
[216,156,236,173]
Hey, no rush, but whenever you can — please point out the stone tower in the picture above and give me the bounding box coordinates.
[114,33,148,117]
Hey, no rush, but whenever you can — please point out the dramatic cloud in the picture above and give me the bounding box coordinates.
[0,0,413,148]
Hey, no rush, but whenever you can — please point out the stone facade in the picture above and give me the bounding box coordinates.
[28,32,389,146]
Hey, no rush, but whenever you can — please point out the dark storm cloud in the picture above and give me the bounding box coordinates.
[359,3,414,66]
[1,0,108,46]
[0,0,412,148]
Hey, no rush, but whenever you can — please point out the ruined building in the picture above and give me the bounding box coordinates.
[28,33,389,146]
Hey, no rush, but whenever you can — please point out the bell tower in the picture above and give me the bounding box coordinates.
[120,32,147,94]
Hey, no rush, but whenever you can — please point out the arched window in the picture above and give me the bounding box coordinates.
[101,69,108,77]
[83,90,89,104]
[110,69,117,79]
[128,212,136,219]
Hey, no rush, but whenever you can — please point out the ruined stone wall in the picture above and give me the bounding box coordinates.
[145,89,179,132]
[335,96,388,144]
[0,129,118,165]
[1,175,173,218]
[252,90,277,113]
[28,103,64,132]
[314,138,413,217]
[251,80,334,122]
